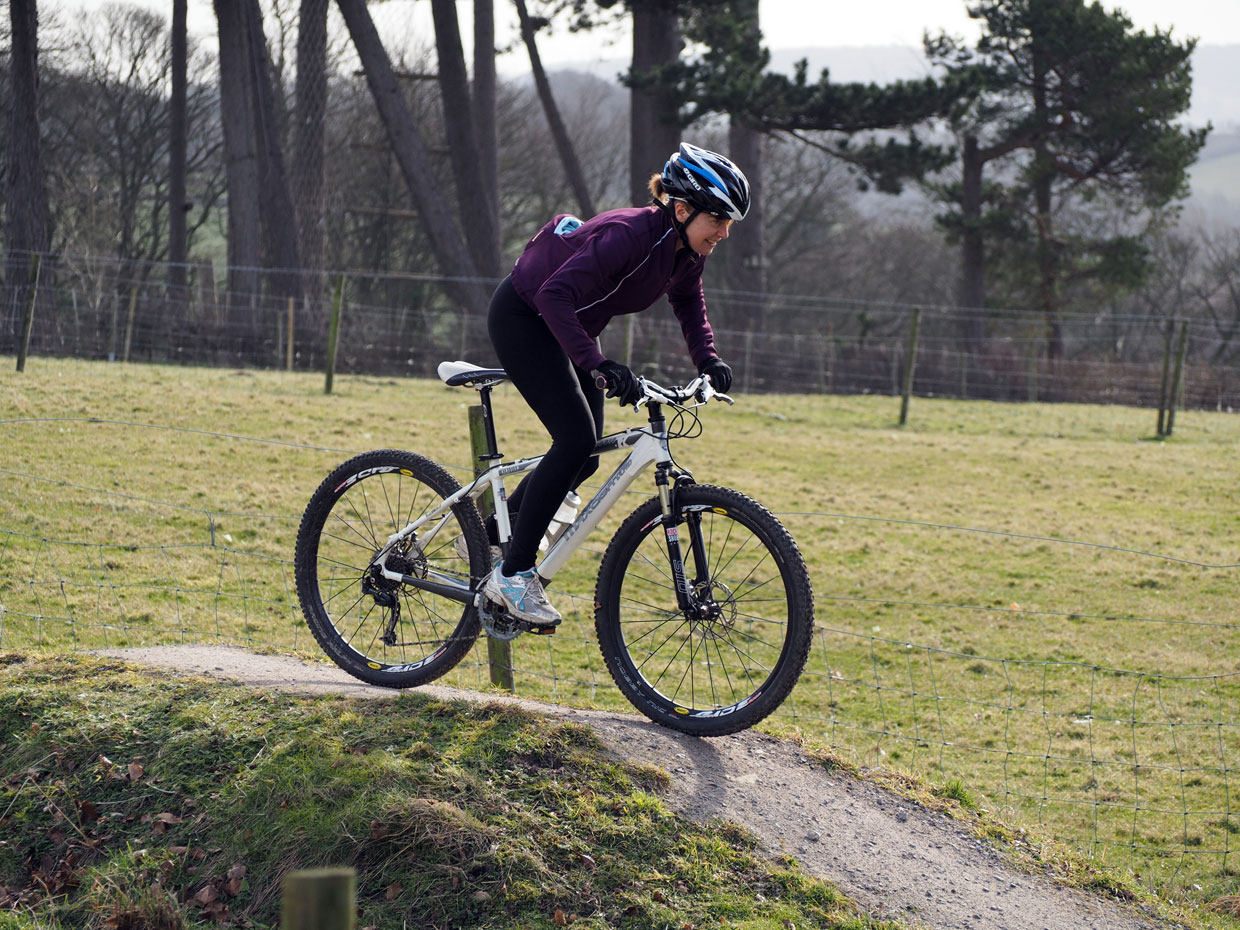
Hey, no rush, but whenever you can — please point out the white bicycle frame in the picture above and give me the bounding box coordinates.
[370,388,695,604]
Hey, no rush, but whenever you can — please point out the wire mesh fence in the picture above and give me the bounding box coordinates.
[2,408,1237,899]
[3,251,1237,412]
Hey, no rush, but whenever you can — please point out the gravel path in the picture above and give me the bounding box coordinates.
[100,645,1177,930]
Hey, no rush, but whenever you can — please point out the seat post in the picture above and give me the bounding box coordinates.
[478,385,502,460]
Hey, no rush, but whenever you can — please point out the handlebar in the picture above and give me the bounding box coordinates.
[637,374,734,408]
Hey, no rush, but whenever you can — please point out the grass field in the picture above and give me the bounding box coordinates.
[3,356,1239,902]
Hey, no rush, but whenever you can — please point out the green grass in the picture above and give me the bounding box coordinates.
[0,653,893,929]
[3,356,1240,903]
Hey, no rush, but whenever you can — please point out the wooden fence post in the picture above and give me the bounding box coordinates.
[15,253,41,372]
[281,868,355,930]
[122,284,139,363]
[898,307,922,426]
[1156,319,1174,436]
[470,405,513,692]
[287,296,296,371]
[324,274,345,395]
[1165,320,1189,437]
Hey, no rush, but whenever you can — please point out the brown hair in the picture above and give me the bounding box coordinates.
[648,174,668,204]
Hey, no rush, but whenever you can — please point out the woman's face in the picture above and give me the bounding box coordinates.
[674,202,733,256]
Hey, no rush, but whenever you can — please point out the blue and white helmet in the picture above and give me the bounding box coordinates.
[661,142,751,221]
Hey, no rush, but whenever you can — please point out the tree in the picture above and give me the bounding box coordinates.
[430,0,499,278]
[335,0,490,312]
[927,0,1208,357]
[214,0,262,316]
[293,0,328,306]
[6,0,50,298]
[627,0,682,206]
[52,5,223,268]
[514,0,596,217]
[243,0,302,307]
[168,0,188,299]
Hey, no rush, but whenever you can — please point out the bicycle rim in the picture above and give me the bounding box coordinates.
[596,484,813,734]
[295,450,486,687]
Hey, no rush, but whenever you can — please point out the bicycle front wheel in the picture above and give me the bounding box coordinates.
[294,449,489,688]
[595,484,814,736]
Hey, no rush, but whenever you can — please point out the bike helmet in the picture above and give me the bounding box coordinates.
[660,142,751,221]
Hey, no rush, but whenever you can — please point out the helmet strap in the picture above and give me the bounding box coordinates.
[656,198,700,252]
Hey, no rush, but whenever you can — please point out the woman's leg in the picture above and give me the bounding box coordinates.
[488,278,601,574]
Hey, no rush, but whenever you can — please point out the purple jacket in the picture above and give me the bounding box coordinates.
[510,206,718,373]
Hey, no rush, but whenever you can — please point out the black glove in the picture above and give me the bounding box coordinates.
[594,359,642,406]
[698,357,733,393]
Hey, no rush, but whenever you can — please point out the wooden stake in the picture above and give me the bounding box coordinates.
[470,404,512,692]
[899,308,922,426]
[325,274,345,395]
[281,868,355,930]
[15,254,41,372]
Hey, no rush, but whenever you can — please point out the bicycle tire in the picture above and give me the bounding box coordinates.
[595,484,814,736]
[294,449,489,688]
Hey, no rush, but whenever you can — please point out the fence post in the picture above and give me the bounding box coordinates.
[1165,320,1189,437]
[281,867,355,930]
[287,296,296,371]
[470,405,513,692]
[122,284,139,363]
[15,253,41,372]
[1155,319,1174,436]
[898,307,922,426]
[324,274,345,395]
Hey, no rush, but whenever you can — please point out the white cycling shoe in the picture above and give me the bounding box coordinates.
[483,565,561,626]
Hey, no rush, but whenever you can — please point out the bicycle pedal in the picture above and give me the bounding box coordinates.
[522,622,557,636]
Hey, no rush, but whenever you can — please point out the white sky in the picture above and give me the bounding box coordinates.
[56,0,1240,68]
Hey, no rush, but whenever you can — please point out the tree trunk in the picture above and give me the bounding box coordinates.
[430,0,500,278]
[294,0,328,311]
[1031,36,1062,360]
[726,118,764,333]
[629,0,682,207]
[473,0,499,251]
[244,0,302,307]
[335,0,489,312]
[168,0,189,301]
[515,0,596,217]
[6,0,51,301]
[958,133,985,351]
[214,0,262,330]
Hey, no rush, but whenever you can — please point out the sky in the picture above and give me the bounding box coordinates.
[58,0,1240,63]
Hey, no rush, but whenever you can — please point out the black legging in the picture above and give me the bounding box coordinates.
[487,276,604,572]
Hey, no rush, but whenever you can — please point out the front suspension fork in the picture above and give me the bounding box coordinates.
[657,468,710,615]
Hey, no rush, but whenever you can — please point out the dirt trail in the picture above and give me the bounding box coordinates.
[100,645,1176,930]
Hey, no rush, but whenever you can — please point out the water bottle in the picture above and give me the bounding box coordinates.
[539,491,581,551]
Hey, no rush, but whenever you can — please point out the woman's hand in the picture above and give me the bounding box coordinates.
[698,357,733,393]
[593,360,642,406]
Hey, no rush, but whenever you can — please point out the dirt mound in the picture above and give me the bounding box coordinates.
[101,645,1172,930]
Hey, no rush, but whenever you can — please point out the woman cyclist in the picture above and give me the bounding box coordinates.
[482,142,751,626]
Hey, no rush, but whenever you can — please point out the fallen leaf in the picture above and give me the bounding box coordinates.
[473,890,491,901]
[48,829,65,845]
[225,864,246,896]
[385,882,403,901]
[193,884,218,905]
[369,820,388,841]
[553,909,568,926]
[155,813,183,824]
[580,853,596,869]
[127,762,145,782]
[77,800,99,823]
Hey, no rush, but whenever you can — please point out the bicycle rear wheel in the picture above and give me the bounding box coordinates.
[595,484,814,736]
[294,449,489,688]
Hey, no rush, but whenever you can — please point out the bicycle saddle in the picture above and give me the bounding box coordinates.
[437,360,509,388]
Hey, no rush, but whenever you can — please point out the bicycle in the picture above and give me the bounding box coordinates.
[294,361,815,736]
